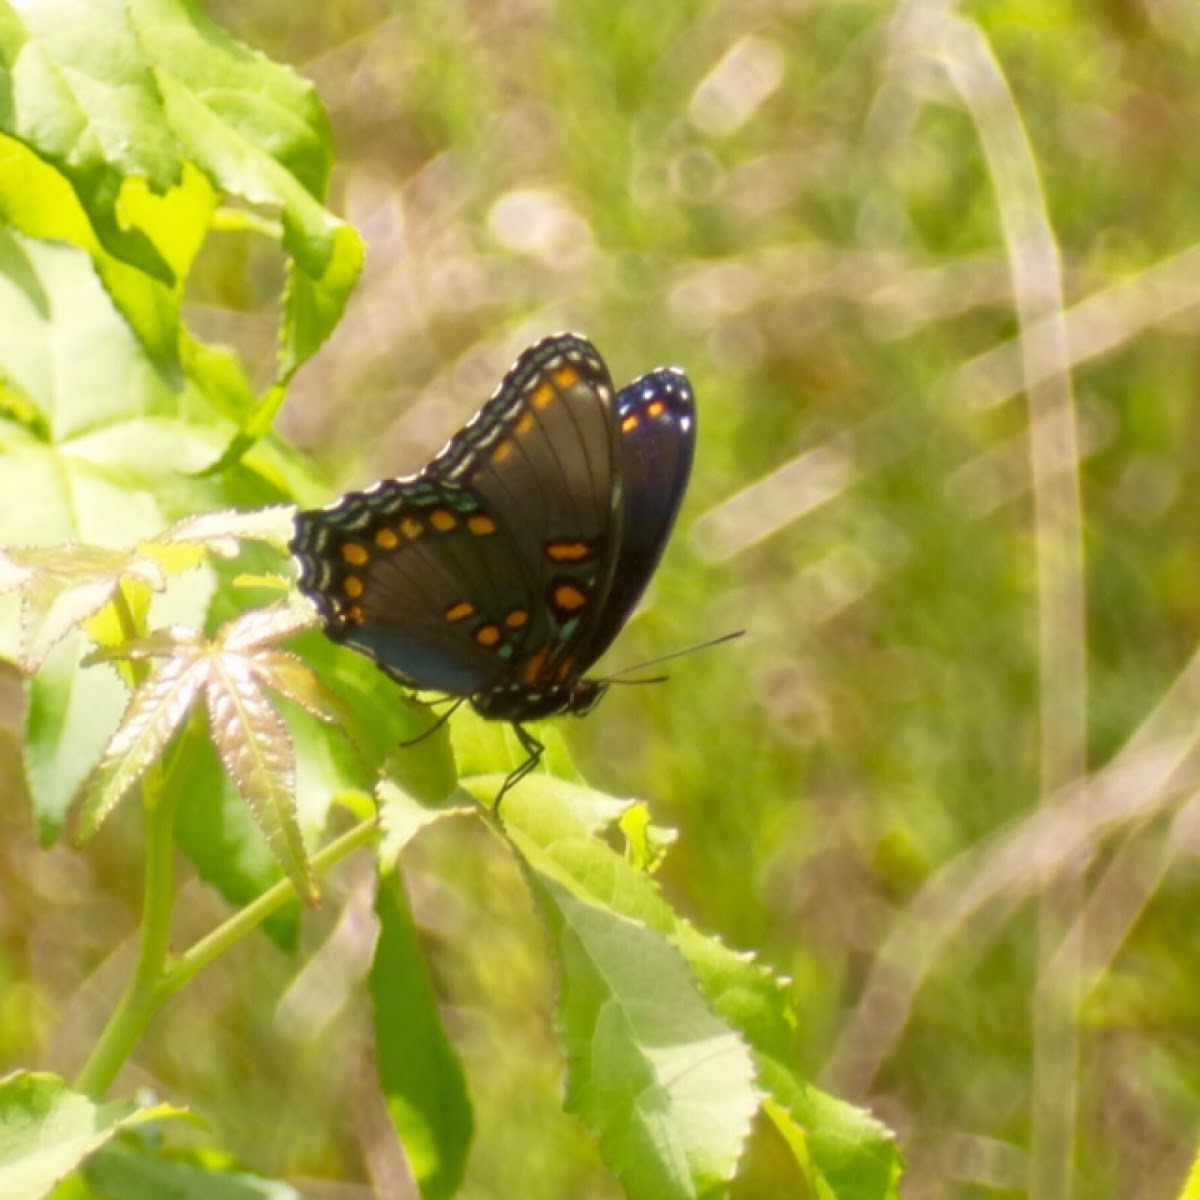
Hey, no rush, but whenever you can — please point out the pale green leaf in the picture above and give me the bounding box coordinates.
[533,870,757,1200]
[24,634,127,844]
[0,1070,183,1200]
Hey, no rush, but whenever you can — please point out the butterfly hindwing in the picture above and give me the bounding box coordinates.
[581,367,696,663]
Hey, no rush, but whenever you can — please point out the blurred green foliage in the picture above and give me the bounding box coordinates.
[4,0,1200,1196]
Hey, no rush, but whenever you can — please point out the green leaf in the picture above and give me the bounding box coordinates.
[0,230,232,485]
[0,0,361,403]
[669,924,902,1199]
[376,746,471,870]
[0,0,181,281]
[82,1139,309,1200]
[24,634,127,844]
[502,789,757,1199]
[534,870,756,1200]
[0,1070,183,1200]
[502,778,902,1198]
[371,872,473,1200]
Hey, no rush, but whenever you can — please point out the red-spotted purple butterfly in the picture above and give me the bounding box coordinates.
[291,333,695,800]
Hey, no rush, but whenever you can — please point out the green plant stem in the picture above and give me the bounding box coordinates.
[74,766,179,1099]
[159,817,378,1001]
[74,813,378,1098]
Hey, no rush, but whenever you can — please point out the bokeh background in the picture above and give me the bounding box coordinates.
[6,1,1200,1197]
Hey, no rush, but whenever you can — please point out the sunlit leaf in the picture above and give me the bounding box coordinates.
[24,633,127,844]
[219,600,314,653]
[0,0,361,386]
[73,651,208,843]
[0,1070,184,1200]
[0,544,165,671]
[156,507,295,557]
[249,649,349,727]
[501,788,757,1199]
[538,871,756,1200]
[204,656,312,903]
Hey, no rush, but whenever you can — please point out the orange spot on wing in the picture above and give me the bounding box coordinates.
[553,583,587,612]
[430,510,457,532]
[374,528,400,549]
[445,601,475,623]
[647,400,666,418]
[531,382,554,409]
[555,655,576,683]
[346,605,365,624]
[344,576,364,599]
[468,514,497,535]
[546,540,592,562]
[401,518,423,539]
[520,645,550,684]
[553,365,580,389]
[475,624,502,648]
[505,609,528,629]
[342,542,369,565]
[516,410,536,434]
[492,440,515,463]
[621,414,639,433]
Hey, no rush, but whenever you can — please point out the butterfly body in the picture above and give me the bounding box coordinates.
[291,333,695,792]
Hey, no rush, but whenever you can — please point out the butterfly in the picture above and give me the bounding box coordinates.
[290,332,696,801]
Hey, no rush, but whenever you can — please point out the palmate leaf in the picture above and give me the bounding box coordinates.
[72,604,333,902]
[204,655,312,903]
[0,545,166,672]
[72,649,207,843]
[0,0,362,390]
[0,510,294,673]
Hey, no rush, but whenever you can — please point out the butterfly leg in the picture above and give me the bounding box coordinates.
[494,724,544,810]
[396,697,465,749]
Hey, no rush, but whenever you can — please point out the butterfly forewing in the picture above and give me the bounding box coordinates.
[426,335,623,694]
[293,482,516,694]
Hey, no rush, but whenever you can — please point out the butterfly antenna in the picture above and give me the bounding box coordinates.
[599,629,745,686]
[397,697,466,748]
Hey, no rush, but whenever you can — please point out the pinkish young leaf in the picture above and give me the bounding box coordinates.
[204,657,315,902]
[73,653,209,842]
[220,599,317,653]
[82,626,204,666]
[8,544,166,671]
[157,506,296,554]
[250,649,350,727]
